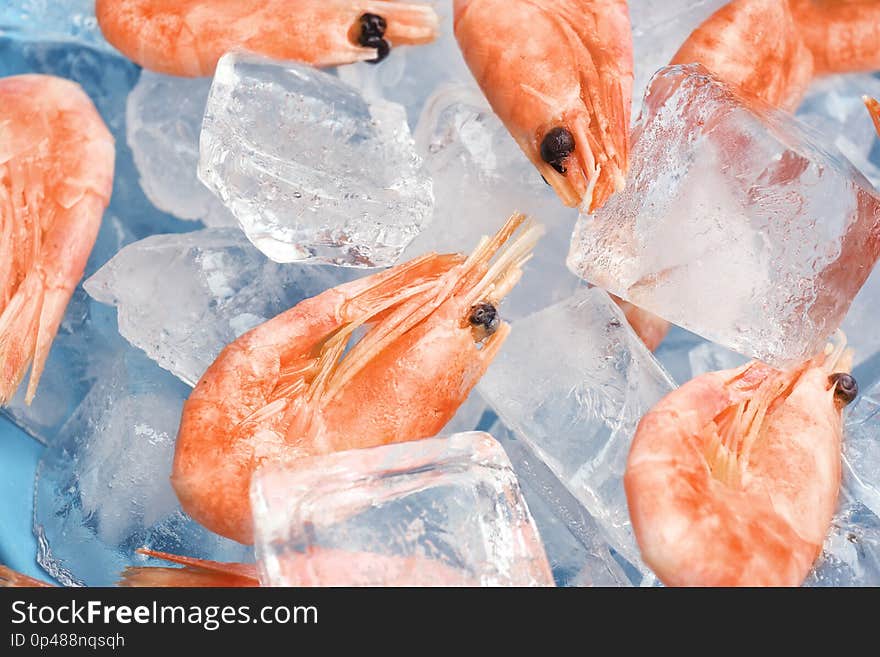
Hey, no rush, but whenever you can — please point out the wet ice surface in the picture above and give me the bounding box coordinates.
[630,0,728,118]
[655,326,750,387]
[338,6,476,130]
[126,72,236,226]
[199,52,433,267]
[85,229,362,386]
[569,65,880,368]
[0,35,189,444]
[408,85,583,321]
[477,287,676,573]
[251,432,553,587]
[0,0,111,52]
[34,347,250,587]
[807,494,880,587]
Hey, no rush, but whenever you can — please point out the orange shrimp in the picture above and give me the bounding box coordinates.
[671,0,880,112]
[867,96,880,137]
[624,336,856,587]
[0,75,114,406]
[612,296,670,352]
[95,0,439,77]
[454,0,633,212]
[0,565,54,587]
[172,215,543,544]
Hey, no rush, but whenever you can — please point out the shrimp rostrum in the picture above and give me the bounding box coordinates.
[172,215,543,544]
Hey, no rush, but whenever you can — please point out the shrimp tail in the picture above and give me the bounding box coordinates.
[0,565,54,587]
[866,96,880,139]
[117,550,259,587]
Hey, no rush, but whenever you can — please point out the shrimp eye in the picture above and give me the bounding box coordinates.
[829,373,858,405]
[359,13,390,63]
[540,127,575,175]
[468,302,500,340]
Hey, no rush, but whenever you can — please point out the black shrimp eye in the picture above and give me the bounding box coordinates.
[468,302,500,338]
[358,13,387,44]
[829,372,859,405]
[540,127,575,175]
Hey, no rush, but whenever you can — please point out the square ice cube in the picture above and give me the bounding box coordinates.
[568,64,880,367]
[251,432,553,587]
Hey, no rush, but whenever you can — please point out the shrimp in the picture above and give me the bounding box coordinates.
[172,215,543,544]
[95,0,440,77]
[867,96,880,138]
[612,295,670,352]
[454,0,633,212]
[0,565,54,587]
[671,0,880,112]
[625,335,856,587]
[0,75,114,406]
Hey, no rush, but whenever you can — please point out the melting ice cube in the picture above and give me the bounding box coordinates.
[199,52,433,267]
[251,432,553,587]
[33,347,250,586]
[84,228,363,386]
[568,64,880,367]
[477,287,676,570]
[126,71,235,226]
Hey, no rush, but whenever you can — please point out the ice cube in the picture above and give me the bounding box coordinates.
[568,64,880,367]
[477,287,676,570]
[806,493,880,587]
[34,347,250,586]
[126,71,236,226]
[0,0,111,52]
[630,0,729,118]
[489,420,637,587]
[337,6,476,129]
[797,74,880,189]
[85,228,363,386]
[841,380,880,520]
[407,84,583,321]
[199,52,433,267]
[251,432,553,587]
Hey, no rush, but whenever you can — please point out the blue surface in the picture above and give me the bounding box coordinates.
[0,422,46,580]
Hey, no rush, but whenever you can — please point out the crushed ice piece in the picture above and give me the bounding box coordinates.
[126,71,236,226]
[251,432,553,587]
[568,65,880,368]
[490,420,637,587]
[33,347,250,586]
[798,74,880,189]
[806,493,880,587]
[0,0,112,52]
[477,287,676,570]
[630,0,728,118]
[408,84,583,321]
[85,228,363,387]
[199,52,433,267]
[338,7,476,129]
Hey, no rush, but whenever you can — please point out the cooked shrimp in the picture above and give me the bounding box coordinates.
[625,335,856,587]
[0,565,54,587]
[454,0,633,212]
[0,75,114,406]
[867,96,880,137]
[95,0,439,77]
[172,215,543,544]
[612,296,670,352]
[117,549,479,587]
[672,0,880,112]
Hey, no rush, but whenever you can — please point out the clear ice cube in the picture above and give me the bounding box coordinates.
[0,0,112,52]
[407,84,583,321]
[477,287,676,570]
[126,71,236,226]
[251,432,553,587]
[34,347,250,586]
[85,228,362,386]
[199,52,433,267]
[806,493,880,587]
[568,64,880,367]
